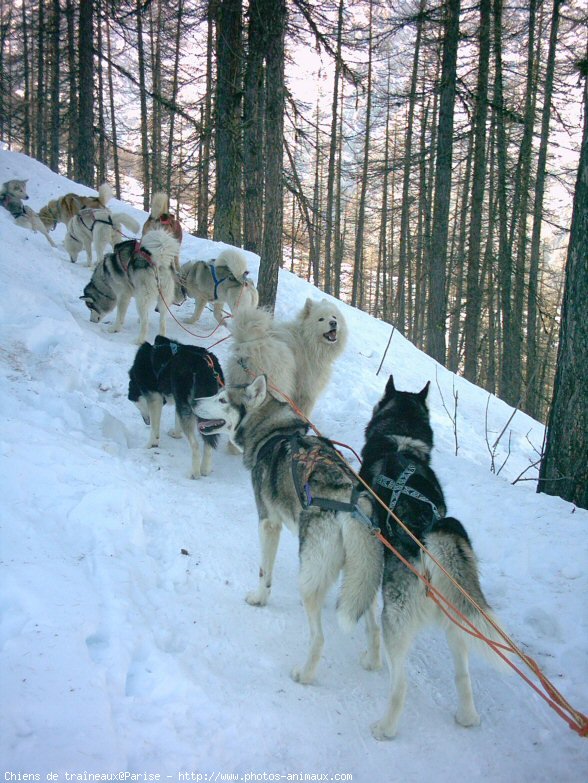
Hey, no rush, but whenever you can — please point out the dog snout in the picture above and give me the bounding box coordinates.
[329,319,337,330]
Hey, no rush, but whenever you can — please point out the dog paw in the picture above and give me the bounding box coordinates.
[190,471,201,480]
[147,439,160,449]
[361,650,382,671]
[245,590,268,607]
[370,720,397,741]
[290,666,314,685]
[168,429,183,439]
[107,325,121,334]
[455,709,480,728]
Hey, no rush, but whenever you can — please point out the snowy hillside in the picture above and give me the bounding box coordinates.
[0,147,587,779]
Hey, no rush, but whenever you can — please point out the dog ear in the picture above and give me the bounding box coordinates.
[418,381,430,401]
[244,374,267,409]
[79,295,90,301]
[302,298,313,317]
[384,374,396,396]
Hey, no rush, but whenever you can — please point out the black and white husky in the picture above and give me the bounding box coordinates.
[360,375,507,739]
[128,335,224,479]
[193,375,384,685]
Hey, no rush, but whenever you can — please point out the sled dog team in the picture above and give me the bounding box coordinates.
[1,178,258,344]
[2,177,506,740]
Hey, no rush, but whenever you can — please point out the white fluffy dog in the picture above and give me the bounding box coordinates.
[227,297,348,416]
[64,207,140,267]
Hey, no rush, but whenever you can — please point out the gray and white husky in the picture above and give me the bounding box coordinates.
[0,179,56,247]
[359,375,508,739]
[80,228,183,344]
[194,375,384,686]
[179,248,259,325]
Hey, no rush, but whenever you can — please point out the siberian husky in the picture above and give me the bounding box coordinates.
[193,375,384,687]
[80,228,183,344]
[179,248,259,325]
[0,179,56,247]
[64,207,140,267]
[359,375,507,739]
[128,335,224,479]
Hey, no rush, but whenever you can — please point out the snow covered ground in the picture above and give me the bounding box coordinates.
[1,147,587,780]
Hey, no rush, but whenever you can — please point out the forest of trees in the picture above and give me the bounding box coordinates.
[0,0,586,506]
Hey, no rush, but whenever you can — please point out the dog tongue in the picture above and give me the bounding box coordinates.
[324,329,337,342]
[198,419,224,433]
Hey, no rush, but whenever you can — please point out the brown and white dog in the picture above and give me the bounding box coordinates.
[0,179,56,247]
[142,192,183,272]
[39,182,113,232]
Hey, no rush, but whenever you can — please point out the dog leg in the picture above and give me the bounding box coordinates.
[136,299,151,345]
[30,212,57,247]
[179,415,202,479]
[200,438,214,477]
[246,517,282,606]
[361,597,382,671]
[147,396,164,448]
[157,296,167,337]
[186,297,207,324]
[213,301,225,324]
[168,410,183,439]
[292,517,343,684]
[371,608,416,740]
[109,292,131,334]
[446,626,480,728]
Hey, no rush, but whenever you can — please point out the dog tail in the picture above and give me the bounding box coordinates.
[149,192,169,220]
[98,182,114,206]
[215,248,249,281]
[337,495,384,632]
[425,517,511,671]
[140,227,180,268]
[228,305,274,344]
[111,212,140,236]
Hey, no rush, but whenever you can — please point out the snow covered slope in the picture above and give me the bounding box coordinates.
[1,147,587,779]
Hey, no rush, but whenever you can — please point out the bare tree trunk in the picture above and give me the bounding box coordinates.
[397,2,425,335]
[35,0,46,163]
[96,15,106,184]
[213,0,243,245]
[166,0,184,196]
[538,66,588,509]
[323,0,344,295]
[48,0,60,172]
[494,0,516,405]
[257,0,286,310]
[526,0,562,418]
[137,0,150,209]
[197,6,214,238]
[243,0,264,254]
[425,0,460,364]
[351,0,373,309]
[105,10,121,198]
[463,0,491,381]
[65,0,76,177]
[77,0,94,186]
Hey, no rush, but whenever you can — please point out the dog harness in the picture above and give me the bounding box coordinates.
[255,430,375,530]
[0,192,27,219]
[208,262,249,300]
[374,462,442,537]
[78,208,114,233]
